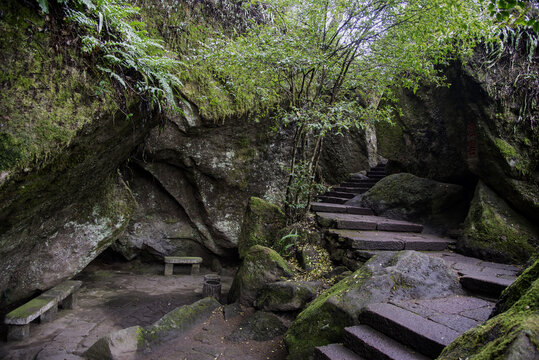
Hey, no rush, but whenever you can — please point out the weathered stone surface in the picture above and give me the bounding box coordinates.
[255,281,317,312]
[112,166,215,262]
[226,311,287,342]
[284,251,463,360]
[359,303,460,357]
[228,246,293,306]
[83,326,143,360]
[344,325,429,360]
[237,197,286,259]
[460,181,538,264]
[439,260,539,360]
[84,297,221,359]
[315,343,365,360]
[317,213,423,233]
[357,173,468,233]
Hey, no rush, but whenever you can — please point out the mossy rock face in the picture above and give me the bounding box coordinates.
[228,245,293,306]
[0,1,157,308]
[254,281,317,312]
[359,173,468,232]
[284,250,463,360]
[460,181,538,264]
[237,197,286,259]
[439,261,539,360]
[493,260,539,316]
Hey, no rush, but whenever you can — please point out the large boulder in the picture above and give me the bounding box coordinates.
[0,1,156,308]
[459,181,538,264]
[254,281,317,312]
[237,197,286,259]
[284,251,463,359]
[358,173,468,232]
[439,260,539,360]
[375,55,539,223]
[228,245,293,306]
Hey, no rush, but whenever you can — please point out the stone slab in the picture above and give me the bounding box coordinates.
[318,213,423,233]
[333,187,367,194]
[359,303,460,358]
[317,196,349,204]
[325,191,356,199]
[5,296,57,325]
[164,256,203,264]
[344,325,429,360]
[41,280,82,303]
[310,203,374,215]
[315,344,365,360]
[460,274,513,298]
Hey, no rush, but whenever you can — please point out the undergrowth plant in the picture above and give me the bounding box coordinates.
[37,0,182,112]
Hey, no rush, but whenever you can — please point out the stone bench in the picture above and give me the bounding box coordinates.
[5,280,82,341]
[164,256,203,275]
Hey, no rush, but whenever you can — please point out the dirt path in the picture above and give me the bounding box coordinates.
[0,260,287,360]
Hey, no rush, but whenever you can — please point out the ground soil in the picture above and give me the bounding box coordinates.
[0,258,288,360]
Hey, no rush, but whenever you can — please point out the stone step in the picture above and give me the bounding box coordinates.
[328,229,454,251]
[317,196,349,204]
[459,273,513,298]
[315,343,365,360]
[310,203,374,216]
[359,303,460,358]
[345,179,378,184]
[367,175,385,179]
[344,325,429,360]
[317,213,423,233]
[333,187,369,194]
[325,191,356,199]
[341,182,376,188]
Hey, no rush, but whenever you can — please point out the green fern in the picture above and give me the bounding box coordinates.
[39,0,182,112]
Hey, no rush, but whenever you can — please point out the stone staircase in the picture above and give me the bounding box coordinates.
[311,163,522,360]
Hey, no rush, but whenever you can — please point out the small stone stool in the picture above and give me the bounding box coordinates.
[164,256,203,275]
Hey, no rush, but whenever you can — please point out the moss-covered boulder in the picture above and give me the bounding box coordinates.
[460,181,538,264]
[84,297,221,359]
[0,0,157,308]
[228,245,293,306]
[438,260,539,360]
[238,197,286,259]
[254,281,317,312]
[359,173,468,232]
[284,251,463,360]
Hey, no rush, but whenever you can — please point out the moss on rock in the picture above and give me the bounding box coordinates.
[228,245,293,306]
[460,181,538,264]
[237,197,286,259]
[359,173,468,232]
[254,281,317,312]
[284,251,463,360]
[439,261,539,360]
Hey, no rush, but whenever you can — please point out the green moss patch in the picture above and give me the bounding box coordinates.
[0,1,118,173]
[237,197,286,259]
[439,262,539,359]
[461,182,538,264]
